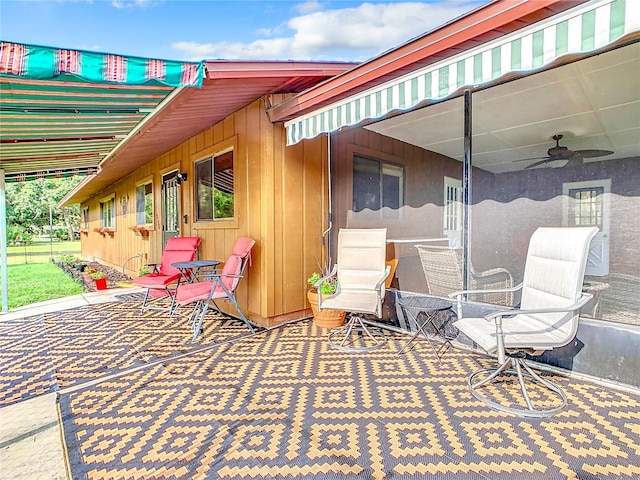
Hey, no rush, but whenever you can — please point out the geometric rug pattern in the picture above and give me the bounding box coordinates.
[0,294,251,407]
[2,295,640,479]
[51,304,640,480]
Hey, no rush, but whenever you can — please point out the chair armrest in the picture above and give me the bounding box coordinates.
[199,268,220,280]
[485,292,593,322]
[472,266,512,280]
[375,265,392,291]
[449,282,523,300]
[202,272,242,281]
[449,283,523,317]
[313,265,338,289]
[315,265,338,309]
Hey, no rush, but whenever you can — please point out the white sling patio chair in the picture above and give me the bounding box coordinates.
[452,227,598,417]
[315,228,390,352]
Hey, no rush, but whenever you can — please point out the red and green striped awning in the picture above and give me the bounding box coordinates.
[0,41,203,87]
[0,42,204,182]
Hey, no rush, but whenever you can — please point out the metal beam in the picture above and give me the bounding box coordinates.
[462,90,472,292]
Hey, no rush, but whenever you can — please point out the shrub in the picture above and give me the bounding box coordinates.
[7,225,34,245]
[84,266,99,276]
[58,254,80,266]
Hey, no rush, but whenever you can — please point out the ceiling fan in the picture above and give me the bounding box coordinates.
[516,134,614,169]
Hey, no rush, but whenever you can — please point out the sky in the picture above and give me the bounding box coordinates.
[0,0,486,63]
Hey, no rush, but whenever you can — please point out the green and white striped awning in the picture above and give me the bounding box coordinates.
[285,0,640,145]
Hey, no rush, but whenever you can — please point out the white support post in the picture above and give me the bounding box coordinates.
[0,169,8,312]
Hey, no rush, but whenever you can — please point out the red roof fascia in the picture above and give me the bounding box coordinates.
[269,0,589,122]
[205,61,357,80]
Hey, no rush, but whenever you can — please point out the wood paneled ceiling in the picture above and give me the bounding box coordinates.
[60,61,354,205]
[0,60,354,204]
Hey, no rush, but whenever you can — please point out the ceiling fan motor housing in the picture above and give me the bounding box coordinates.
[548,145,574,158]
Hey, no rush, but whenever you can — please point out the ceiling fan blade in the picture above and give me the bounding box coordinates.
[574,149,614,158]
[513,156,549,163]
[524,159,552,169]
[524,157,572,169]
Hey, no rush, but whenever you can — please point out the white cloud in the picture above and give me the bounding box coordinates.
[111,0,162,9]
[172,38,296,62]
[171,1,483,61]
[293,1,325,15]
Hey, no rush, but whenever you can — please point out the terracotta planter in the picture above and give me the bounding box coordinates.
[94,277,108,290]
[307,289,346,328]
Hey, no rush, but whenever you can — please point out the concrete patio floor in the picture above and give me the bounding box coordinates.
[1,289,640,479]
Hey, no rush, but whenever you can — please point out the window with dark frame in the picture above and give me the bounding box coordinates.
[195,150,235,221]
[353,154,404,212]
[136,182,153,225]
[569,186,604,227]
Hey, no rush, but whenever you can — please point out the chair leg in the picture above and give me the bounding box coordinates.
[140,288,151,313]
[168,289,178,316]
[186,300,202,329]
[327,315,386,353]
[191,301,208,342]
[225,295,256,334]
[140,287,174,315]
[468,354,567,418]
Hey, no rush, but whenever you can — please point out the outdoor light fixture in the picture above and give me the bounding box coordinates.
[176,172,188,184]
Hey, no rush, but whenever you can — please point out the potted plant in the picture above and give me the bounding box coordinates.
[307,267,346,328]
[138,267,151,277]
[89,270,108,290]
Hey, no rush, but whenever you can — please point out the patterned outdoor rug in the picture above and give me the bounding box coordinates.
[0,295,254,407]
[58,319,640,480]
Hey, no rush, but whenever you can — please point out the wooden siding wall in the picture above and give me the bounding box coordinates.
[80,97,329,326]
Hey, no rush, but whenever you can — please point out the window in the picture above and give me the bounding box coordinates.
[443,177,462,231]
[568,187,604,228]
[353,155,404,212]
[100,195,115,228]
[136,182,153,225]
[82,207,89,230]
[195,150,235,221]
[443,177,462,247]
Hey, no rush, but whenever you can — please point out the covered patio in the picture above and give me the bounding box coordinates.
[1,293,639,479]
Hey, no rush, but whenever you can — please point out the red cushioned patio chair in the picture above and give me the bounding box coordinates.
[133,236,201,314]
[176,236,256,341]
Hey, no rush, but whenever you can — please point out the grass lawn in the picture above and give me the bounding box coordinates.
[5,262,84,310]
[4,241,83,309]
[6,240,81,265]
